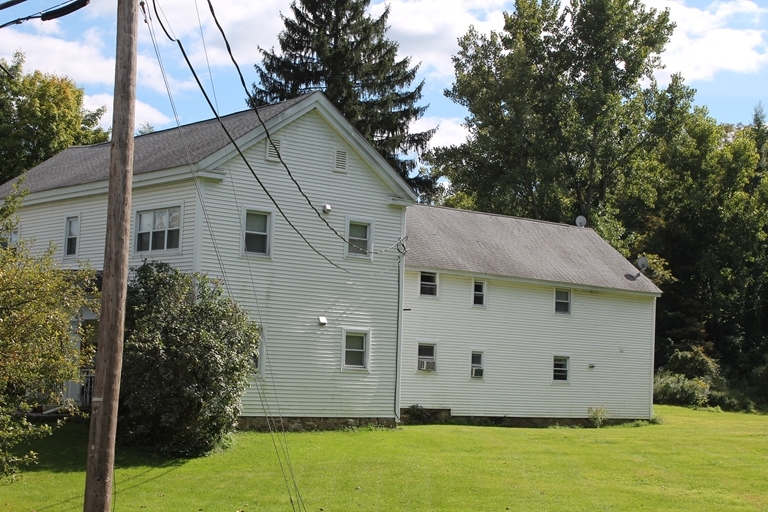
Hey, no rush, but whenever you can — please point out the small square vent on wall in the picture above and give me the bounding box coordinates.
[334,149,348,172]
[266,139,281,161]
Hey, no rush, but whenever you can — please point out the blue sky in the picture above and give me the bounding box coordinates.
[1,0,766,149]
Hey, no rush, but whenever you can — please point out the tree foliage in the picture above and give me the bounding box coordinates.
[251,0,436,197]
[0,185,97,478]
[119,261,260,457]
[429,0,676,222]
[0,52,109,185]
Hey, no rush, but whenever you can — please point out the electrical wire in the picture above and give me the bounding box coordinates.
[0,0,88,29]
[142,4,308,510]
[150,1,348,275]
[204,0,406,257]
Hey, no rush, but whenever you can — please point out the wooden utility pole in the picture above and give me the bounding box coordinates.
[83,0,138,509]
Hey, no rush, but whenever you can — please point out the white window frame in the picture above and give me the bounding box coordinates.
[63,214,80,258]
[253,325,266,378]
[344,217,374,259]
[417,343,437,372]
[134,205,183,254]
[472,279,486,307]
[470,350,485,379]
[1,227,19,248]
[341,328,371,371]
[265,138,282,162]
[419,271,438,298]
[554,288,571,315]
[552,355,571,383]
[241,206,274,258]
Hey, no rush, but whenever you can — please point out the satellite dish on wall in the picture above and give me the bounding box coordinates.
[636,256,649,272]
[575,216,587,227]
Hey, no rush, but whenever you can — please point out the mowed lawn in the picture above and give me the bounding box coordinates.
[2,406,766,512]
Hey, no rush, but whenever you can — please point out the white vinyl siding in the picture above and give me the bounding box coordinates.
[401,271,656,420]
[14,183,198,271]
[198,111,406,418]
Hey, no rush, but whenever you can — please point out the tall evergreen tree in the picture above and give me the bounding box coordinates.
[251,0,435,198]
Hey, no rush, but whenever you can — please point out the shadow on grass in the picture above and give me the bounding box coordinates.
[15,418,184,474]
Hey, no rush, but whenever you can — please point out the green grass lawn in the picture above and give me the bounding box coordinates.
[2,406,766,512]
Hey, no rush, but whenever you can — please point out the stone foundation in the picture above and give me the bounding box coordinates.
[237,416,397,432]
[399,407,641,427]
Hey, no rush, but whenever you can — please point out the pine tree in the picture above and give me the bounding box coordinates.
[251,0,435,197]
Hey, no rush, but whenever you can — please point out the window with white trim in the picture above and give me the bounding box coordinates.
[65,216,79,256]
[343,331,368,369]
[418,344,436,371]
[473,280,485,306]
[471,351,484,378]
[136,207,180,252]
[347,222,370,256]
[244,211,270,255]
[420,272,437,296]
[553,356,569,382]
[0,228,18,249]
[555,289,570,314]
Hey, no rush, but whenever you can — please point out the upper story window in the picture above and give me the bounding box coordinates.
[347,222,370,256]
[553,356,569,382]
[0,228,19,249]
[555,289,570,314]
[343,331,368,370]
[473,280,485,306]
[420,272,437,297]
[244,211,270,255]
[136,207,180,252]
[65,216,79,256]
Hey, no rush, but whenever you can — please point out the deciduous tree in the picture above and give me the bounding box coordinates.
[0,185,97,478]
[0,52,109,184]
[430,0,676,223]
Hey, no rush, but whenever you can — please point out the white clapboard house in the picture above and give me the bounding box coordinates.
[0,92,661,425]
[400,205,661,421]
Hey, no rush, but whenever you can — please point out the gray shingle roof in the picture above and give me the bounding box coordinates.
[0,95,308,197]
[405,205,661,294]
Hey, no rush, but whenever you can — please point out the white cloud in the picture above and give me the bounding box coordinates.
[84,93,171,131]
[0,29,115,86]
[372,0,508,79]
[414,116,469,149]
[647,0,768,82]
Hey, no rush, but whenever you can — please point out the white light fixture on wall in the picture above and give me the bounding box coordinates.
[318,316,327,326]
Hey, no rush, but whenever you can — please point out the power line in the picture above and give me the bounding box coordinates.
[0,0,88,29]
[204,0,406,257]
[150,0,348,274]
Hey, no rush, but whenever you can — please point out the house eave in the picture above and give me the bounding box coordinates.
[404,264,662,298]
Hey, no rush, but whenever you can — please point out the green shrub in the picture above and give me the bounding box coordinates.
[119,262,260,457]
[666,346,720,382]
[653,372,710,407]
[587,406,609,428]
